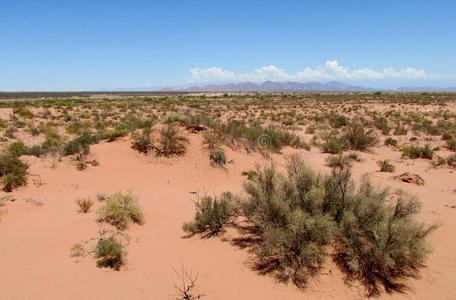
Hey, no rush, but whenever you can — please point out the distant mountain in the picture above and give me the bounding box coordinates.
[159,81,375,92]
[396,86,456,92]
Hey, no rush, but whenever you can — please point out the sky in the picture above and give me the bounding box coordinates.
[1,0,456,91]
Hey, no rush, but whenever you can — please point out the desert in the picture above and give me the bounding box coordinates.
[0,92,455,299]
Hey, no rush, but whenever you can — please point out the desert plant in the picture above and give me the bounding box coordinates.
[101,129,129,142]
[325,154,352,169]
[209,148,226,166]
[76,198,94,213]
[183,193,234,236]
[95,236,124,270]
[158,123,187,156]
[0,154,28,192]
[343,123,378,151]
[402,144,433,159]
[202,130,222,150]
[241,170,258,180]
[377,160,395,172]
[131,129,153,153]
[97,190,144,230]
[322,137,343,154]
[384,137,398,147]
[336,180,437,296]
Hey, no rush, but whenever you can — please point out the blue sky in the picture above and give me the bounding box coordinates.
[1,0,455,91]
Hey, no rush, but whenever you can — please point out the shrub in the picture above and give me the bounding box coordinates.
[241,170,258,180]
[183,193,234,236]
[402,144,433,159]
[101,129,129,142]
[158,123,187,156]
[377,160,395,172]
[239,155,336,286]
[325,154,352,169]
[189,154,436,294]
[76,198,94,213]
[202,130,223,150]
[63,132,98,157]
[322,137,343,154]
[209,148,226,166]
[343,123,378,151]
[384,137,398,147]
[97,190,144,230]
[447,139,456,151]
[95,236,124,270]
[131,129,153,153]
[0,154,28,192]
[447,154,456,168]
[336,180,437,296]
[7,141,29,157]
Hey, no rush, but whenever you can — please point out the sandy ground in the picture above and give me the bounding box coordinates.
[1,132,456,299]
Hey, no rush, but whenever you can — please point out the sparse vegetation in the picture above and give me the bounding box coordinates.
[97,190,144,230]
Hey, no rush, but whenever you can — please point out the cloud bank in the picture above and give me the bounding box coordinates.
[190,61,439,83]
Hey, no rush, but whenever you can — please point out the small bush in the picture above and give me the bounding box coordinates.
[76,198,94,213]
[377,160,395,172]
[158,124,187,156]
[336,180,437,296]
[97,190,144,230]
[325,154,352,169]
[203,130,223,150]
[0,154,28,192]
[343,123,378,151]
[384,137,398,147]
[95,236,124,270]
[241,170,258,180]
[183,193,234,236]
[209,148,226,166]
[322,137,343,154]
[101,129,129,142]
[447,154,456,168]
[402,144,433,159]
[447,139,456,151]
[131,130,153,153]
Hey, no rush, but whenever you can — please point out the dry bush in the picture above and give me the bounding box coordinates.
[76,198,94,213]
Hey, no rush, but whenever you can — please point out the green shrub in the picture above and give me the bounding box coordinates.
[447,139,456,151]
[402,144,433,159]
[190,154,435,294]
[447,154,456,168]
[203,130,223,150]
[209,148,226,166]
[239,155,336,286]
[64,132,98,156]
[377,160,395,172]
[97,190,144,230]
[325,154,352,169]
[336,180,437,296]
[101,129,129,142]
[343,123,378,151]
[131,129,153,153]
[158,124,187,156]
[0,154,28,192]
[322,137,343,154]
[183,193,234,236]
[241,170,258,180]
[95,236,124,271]
[384,137,398,147]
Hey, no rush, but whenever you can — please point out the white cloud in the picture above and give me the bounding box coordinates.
[190,61,438,82]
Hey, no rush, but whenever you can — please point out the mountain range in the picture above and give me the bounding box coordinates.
[157,81,456,92]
